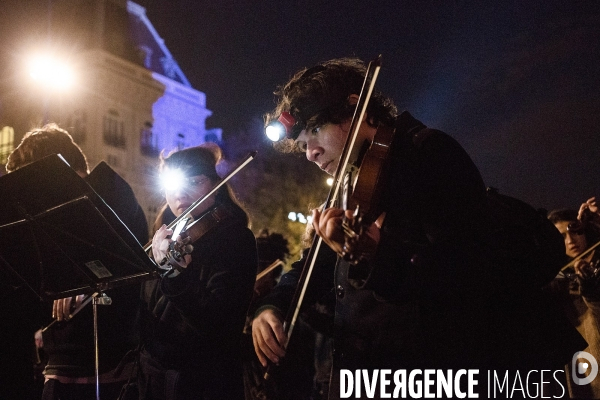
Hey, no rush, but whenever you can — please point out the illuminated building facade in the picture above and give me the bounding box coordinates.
[4,0,220,229]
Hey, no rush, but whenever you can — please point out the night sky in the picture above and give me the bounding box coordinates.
[2,0,600,211]
[133,0,600,211]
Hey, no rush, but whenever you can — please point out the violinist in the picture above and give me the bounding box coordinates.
[252,57,584,397]
[139,144,257,399]
[2,123,148,400]
[546,199,600,398]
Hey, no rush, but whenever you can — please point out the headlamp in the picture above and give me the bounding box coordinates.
[265,112,296,142]
[160,167,186,192]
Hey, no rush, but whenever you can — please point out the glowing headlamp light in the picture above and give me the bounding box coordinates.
[160,167,186,192]
[265,112,296,142]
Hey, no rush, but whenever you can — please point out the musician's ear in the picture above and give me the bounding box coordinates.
[347,94,359,106]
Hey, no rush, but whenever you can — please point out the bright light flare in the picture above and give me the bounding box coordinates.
[265,112,296,141]
[288,212,313,225]
[266,122,285,142]
[160,168,186,192]
[29,55,74,90]
[326,177,334,186]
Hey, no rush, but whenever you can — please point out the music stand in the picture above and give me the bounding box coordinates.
[0,154,159,399]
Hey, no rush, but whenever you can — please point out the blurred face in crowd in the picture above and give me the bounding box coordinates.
[554,220,588,258]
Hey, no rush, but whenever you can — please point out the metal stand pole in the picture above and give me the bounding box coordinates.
[93,296,100,400]
[92,292,112,400]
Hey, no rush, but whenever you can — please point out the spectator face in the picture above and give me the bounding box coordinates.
[554,220,588,258]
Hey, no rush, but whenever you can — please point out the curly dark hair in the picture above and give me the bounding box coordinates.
[265,58,397,152]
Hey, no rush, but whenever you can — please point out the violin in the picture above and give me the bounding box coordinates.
[340,122,395,263]
[155,204,234,271]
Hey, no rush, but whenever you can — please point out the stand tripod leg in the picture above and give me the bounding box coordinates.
[94,296,100,400]
[92,293,111,400]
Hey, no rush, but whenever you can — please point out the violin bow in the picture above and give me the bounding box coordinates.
[255,259,284,282]
[267,56,382,377]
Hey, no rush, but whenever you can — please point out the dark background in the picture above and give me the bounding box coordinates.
[2,0,599,211]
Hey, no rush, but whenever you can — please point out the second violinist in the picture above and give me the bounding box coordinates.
[252,57,584,397]
[139,144,258,399]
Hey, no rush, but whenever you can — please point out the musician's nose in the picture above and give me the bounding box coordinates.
[306,142,323,163]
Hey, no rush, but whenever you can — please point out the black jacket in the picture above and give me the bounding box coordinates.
[139,203,257,398]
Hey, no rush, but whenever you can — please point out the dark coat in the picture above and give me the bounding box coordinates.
[139,204,257,399]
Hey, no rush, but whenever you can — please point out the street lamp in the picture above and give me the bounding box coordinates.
[29,54,75,90]
[27,53,76,123]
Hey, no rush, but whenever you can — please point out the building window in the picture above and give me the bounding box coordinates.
[175,133,185,150]
[140,121,160,157]
[69,109,87,144]
[0,126,15,166]
[103,109,126,148]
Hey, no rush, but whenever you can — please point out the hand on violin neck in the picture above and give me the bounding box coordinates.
[573,257,600,296]
[312,208,380,262]
[574,257,597,280]
[152,225,173,263]
[152,224,191,271]
[312,207,346,254]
